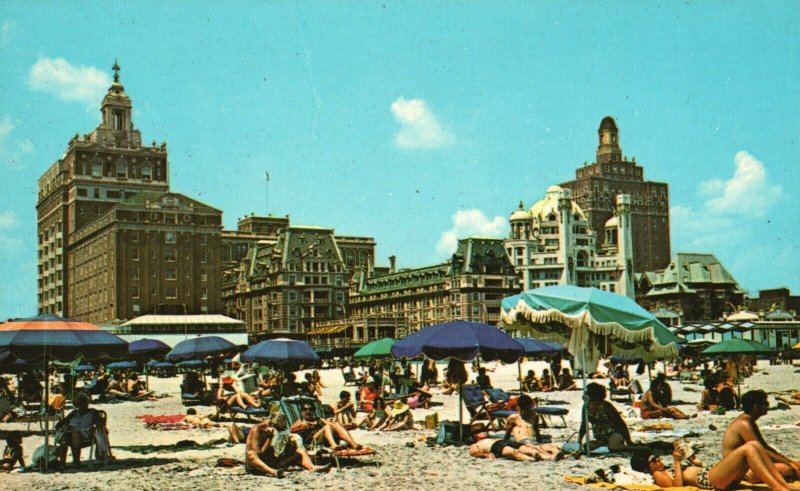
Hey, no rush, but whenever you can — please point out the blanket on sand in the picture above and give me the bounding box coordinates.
[114,438,227,455]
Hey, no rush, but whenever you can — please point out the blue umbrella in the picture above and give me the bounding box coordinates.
[391,320,524,363]
[513,337,563,355]
[74,364,95,372]
[240,338,319,370]
[146,360,174,368]
[128,339,171,357]
[166,336,236,362]
[392,320,523,443]
[176,359,206,368]
[107,360,138,370]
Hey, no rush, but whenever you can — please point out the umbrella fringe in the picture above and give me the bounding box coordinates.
[502,303,679,360]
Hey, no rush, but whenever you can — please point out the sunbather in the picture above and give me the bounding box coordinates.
[309,369,325,397]
[407,386,432,409]
[697,376,720,411]
[776,391,800,405]
[468,437,539,461]
[290,401,362,450]
[631,441,793,491]
[334,390,357,429]
[0,377,16,423]
[521,370,540,392]
[641,374,689,419]
[183,408,225,428]
[539,369,554,392]
[378,401,414,431]
[504,395,563,460]
[245,412,329,477]
[475,367,493,390]
[557,368,578,391]
[55,392,104,470]
[722,390,800,482]
[126,374,153,400]
[0,432,24,471]
[217,376,259,410]
[359,397,389,430]
[579,383,650,452]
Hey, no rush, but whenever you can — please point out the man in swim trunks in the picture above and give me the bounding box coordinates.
[468,437,538,461]
[722,390,800,483]
[245,412,328,477]
[504,394,563,460]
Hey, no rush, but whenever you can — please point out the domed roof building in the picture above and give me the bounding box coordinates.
[504,186,635,299]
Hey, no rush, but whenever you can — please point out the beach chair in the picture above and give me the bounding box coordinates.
[211,382,270,422]
[484,387,569,428]
[608,382,633,404]
[342,370,358,386]
[279,396,376,469]
[461,384,515,429]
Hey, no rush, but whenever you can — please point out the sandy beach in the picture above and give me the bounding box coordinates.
[3,360,799,491]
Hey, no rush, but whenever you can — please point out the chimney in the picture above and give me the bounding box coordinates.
[389,255,396,273]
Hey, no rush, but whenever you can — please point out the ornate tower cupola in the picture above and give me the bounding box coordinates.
[94,59,141,148]
[596,116,622,164]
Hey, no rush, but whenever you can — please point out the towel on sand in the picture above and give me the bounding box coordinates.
[136,414,186,424]
[115,438,227,455]
[564,475,791,490]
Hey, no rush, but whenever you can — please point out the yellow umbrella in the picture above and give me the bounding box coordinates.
[793,341,800,350]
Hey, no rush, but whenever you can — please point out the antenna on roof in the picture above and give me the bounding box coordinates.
[265,170,270,217]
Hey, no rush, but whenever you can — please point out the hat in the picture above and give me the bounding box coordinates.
[391,400,409,415]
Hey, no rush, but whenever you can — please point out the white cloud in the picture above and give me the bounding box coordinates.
[0,115,33,168]
[0,21,13,48]
[0,210,18,229]
[436,209,507,256]
[700,151,782,217]
[28,57,111,107]
[391,97,454,149]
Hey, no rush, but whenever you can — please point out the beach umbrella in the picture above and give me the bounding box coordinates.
[176,359,206,368]
[701,338,772,398]
[353,338,396,359]
[513,337,565,393]
[128,338,171,358]
[74,363,95,372]
[392,320,524,442]
[501,286,681,455]
[165,335,236,362]
[240,338,319,371]
[107,360,138,370]
[794,341,800,350]
[0,313,128,470]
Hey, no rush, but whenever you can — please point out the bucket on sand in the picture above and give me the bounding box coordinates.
[425,412,439,429]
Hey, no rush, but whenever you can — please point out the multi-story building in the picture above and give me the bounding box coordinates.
[67,191,222,323]
[307,238,520,348]
[504,186,635,298]
[635,253,746,322]
[222,225,356,341]
[746,288,800,316]
[36,63,222,322]
[561,116,670,272]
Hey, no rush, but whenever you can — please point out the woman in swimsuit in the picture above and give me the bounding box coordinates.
[631,441,794,491]
[579,383,650,452]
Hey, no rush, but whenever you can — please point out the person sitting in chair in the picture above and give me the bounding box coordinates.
[539,369,554,392]
[475,367,493,390]
[217,376,259,411]
[245,412,329,478]
[522,370,540,392]
[557,368,578,391]
[290,401,363,450]
[55,392,104,470]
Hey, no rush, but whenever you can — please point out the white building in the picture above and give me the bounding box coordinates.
[504,185,635,298]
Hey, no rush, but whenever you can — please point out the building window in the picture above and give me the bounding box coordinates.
[200,269,207,282]
[200,251,207,263]
[106,190,121,199]
[164,249,177,262]
[165,286,177,298]
[132,267,139,280]
[131,247,139,261]
[117,162,127,178]
[165,232,176,243]
[131,286,139,299]
[141,165,151,180]
[77,188,87,197]
[132,303,140,314]
[165,268,177,280]
[92,163,102,177]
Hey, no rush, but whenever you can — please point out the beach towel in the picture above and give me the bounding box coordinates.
[563,475,793,490]
[114,438,227,455]
[135,414,186,424]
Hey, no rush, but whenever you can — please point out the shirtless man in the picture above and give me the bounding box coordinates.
[504,395,563,460]
[289,401,363,450]
[469,437,539,461]
[722,389,800,483]
[245,412,328,477]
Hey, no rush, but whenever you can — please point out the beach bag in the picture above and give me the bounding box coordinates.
[435,420,473,446]
[94,427,111,463]
[425,412,439,430]
[31,443,60,472]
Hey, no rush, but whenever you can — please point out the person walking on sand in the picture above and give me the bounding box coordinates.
[722,389,800,483]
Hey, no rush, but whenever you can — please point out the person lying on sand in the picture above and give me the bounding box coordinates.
[722,390,800,483]
[632,441,794,491]
[776,391,800,405]
[183,408,225,428]
[245,412,329,478]
[290,401,363,450]
[504,395,563,460]
[469,438,541,461]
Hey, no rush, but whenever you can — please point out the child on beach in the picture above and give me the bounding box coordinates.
[334,390,357,429]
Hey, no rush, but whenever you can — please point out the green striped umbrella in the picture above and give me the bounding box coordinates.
[701,338,772,356]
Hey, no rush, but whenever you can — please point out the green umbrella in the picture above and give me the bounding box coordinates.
[353,338,396,359]
[701,338,772,356]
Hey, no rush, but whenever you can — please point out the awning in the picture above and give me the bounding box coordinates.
[307,324,349,336]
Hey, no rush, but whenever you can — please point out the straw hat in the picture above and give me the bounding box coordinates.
[391,400,409,415]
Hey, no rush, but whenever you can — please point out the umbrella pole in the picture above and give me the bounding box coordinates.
[44,358,50,472]
[458,381,463,443]
[581,348,589,456]
[518,360,523,393]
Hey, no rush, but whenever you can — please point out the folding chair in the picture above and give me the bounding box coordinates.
[460,384,515,429]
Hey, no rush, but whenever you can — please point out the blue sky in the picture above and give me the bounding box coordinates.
[1,2,798,318]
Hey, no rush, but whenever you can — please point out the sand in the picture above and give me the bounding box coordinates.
[2,360,799,490]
